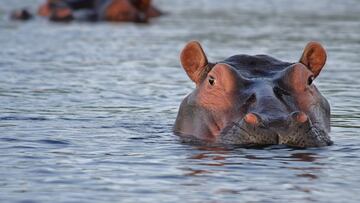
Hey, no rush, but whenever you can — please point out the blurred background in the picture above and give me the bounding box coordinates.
[0,0,360,202]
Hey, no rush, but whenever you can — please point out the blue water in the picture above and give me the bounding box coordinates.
[1,0,360,202]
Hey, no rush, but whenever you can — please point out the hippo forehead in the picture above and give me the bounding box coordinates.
[220,54,294,78]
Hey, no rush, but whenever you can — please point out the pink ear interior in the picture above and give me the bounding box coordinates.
[180,41,208,84]
[299,42,327,78]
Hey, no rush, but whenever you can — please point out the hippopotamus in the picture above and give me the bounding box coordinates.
[10,9,33,21]
[11,0,162,23]
[174,41,332,148]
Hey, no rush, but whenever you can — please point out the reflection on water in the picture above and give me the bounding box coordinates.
[180,146,330,199]
[1,0,360,202]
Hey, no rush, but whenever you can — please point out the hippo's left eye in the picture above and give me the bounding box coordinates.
[208,76,215,86]
[308,75,314,86]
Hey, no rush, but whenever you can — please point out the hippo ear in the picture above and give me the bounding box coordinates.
[180,41,209,84]
[299,42,327,78]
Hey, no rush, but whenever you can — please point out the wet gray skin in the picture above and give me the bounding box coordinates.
[174,41,332,148]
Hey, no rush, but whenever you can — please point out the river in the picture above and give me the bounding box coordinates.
[1,0,360,202]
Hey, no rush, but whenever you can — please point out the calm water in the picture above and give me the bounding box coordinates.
[1,0,360,202]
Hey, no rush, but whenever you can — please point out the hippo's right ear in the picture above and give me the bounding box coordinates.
[180,41,209,85]
[299,42,327,78]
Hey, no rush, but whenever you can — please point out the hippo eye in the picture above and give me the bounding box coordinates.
[208,76,215,86]
[308,75,314,86]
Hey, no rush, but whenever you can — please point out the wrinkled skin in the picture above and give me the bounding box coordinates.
[12,0,162,23]
[174,41,332,148]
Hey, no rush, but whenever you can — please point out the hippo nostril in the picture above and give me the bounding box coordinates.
[244,113,261,125]
[291,111,308,123]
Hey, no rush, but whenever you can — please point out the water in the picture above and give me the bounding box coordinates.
[0,0,360,202]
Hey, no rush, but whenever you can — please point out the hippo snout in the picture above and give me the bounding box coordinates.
[219,111,331,148]
[243,111,309,130]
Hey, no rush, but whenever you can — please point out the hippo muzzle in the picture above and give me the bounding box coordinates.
[219,111,332,148]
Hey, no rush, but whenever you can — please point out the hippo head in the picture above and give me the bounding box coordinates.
[104,0,149,23]
[10,9,33,21]
[174,41,332,148]
[37,0,74,22]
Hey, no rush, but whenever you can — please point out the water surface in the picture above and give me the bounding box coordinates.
[1,0,360,202]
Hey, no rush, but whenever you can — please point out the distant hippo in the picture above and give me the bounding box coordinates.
[12,0,162,23]
[10,9,33,21]
[174,41,332,148]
